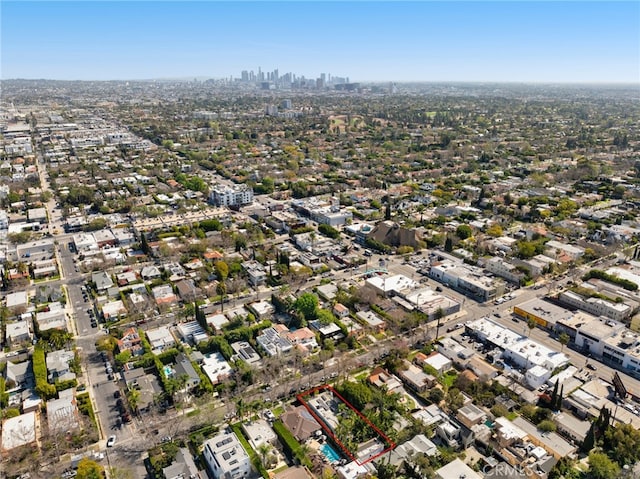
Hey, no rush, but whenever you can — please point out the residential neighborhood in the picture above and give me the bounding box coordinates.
[1,79,640,479]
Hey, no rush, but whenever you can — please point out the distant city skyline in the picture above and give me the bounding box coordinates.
[1,1,638,84]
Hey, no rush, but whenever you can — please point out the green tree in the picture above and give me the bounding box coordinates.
[293,292,319,321]
[428,387,444,405]
[537,420,557,433]
[114,350,132,368]
[604,423,640,466]
[588,452,620,479]
[581,421,596,453]
[456,224,473,240]
[517,241,537,259]
[486,223,503,237]
[215,261,229,281]
[140,232,150,255]
[76,458,104,479]
[446,388,464,412]
[444,236,453,253]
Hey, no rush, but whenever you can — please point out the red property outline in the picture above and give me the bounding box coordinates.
[297,384,396,465]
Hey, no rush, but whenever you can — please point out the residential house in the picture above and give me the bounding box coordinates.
[414,352,452,375]
[34,284,63,304]
[175,279,198,302]
[117,327,143,356]
[6,360,32,389]
[242,260,267,286]
[122,367,163,412]
[93,229,117,248]
[6,320,32,346]
[46,349,76,382]
[201,352,232,385]
[146,326,176,352]
[140,265,162,280]
[171,353,201,391]
[176,321,209,345]
[355,310,386,333]
[368,367,404,395]
[115,270,138,286]
[435,419,474,449]
[257,327,293,356]
[231,341,262,366]
[102,300,127,320]
[248,300,274,320]
[333,303,350,319]
[1,411,37,452]
[398,361,435,393]
[309,319,343,340]
[317,283,338,301]
[162,447,202,479]
[284,327,319,353]
[152,284,178,306]
[511,416,577,460]
[35,303,67,332]
[203,431,252,479]
[280,405,322,442]
[92,271,114,292]
[381,433,438,467]
[435,458,482,479]
[6,291,28,312]
[242,419,277,450]
[456,403,487,429]
[46,389,80,434]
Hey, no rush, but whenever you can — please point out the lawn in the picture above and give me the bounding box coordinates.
[441,371,458,389]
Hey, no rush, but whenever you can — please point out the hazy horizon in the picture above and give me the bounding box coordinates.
[2,1,639,84]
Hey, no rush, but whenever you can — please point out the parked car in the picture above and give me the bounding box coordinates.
[586,363,597,371]
[106,435,116,447]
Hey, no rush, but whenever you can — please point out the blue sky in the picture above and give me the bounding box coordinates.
[2,1,639,83]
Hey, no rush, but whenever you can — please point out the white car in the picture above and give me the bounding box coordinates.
[106,435,116,447]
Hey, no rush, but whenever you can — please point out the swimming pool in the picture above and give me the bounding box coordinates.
[321,443,342,463]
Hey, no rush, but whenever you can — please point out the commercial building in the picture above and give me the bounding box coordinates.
[15,238,55,262]
[203,431,252,479]
[513,298,574,330]
[558,290,632,322]
[429,259,504,302]
[466,318,569,384]
[573,316,640,373]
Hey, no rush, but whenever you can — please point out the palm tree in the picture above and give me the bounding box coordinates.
[126,387,141,414]
[527,318,537,337]
[257,443,271,468]
[558,332,570,352]
[216,280,227,312]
